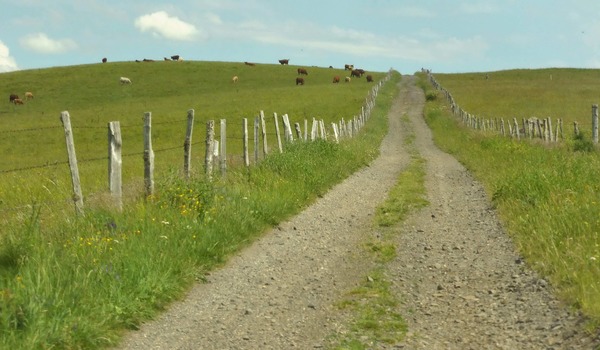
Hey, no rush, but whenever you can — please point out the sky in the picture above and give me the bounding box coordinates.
[2,0,600,74]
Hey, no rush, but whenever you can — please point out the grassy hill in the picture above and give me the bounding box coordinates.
[0,62,398,349]
[431,68,600,138]
[0,61,386,217]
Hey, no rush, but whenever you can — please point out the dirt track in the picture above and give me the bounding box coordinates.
[116,76,599,349]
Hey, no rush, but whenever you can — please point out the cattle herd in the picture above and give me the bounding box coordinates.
[231,58,373,87]
[7,57,375,106]
[8,92,33,106]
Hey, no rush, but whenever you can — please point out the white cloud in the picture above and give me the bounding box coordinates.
[135,11,204,41]
[20,33,77,54]
[0,41,19,72]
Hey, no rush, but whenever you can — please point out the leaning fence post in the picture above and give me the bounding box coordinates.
[143,112,154,196]
[260,110,268,157]
[108,121,122,211]
[60,111,84,216]
[274,112,283,153]
[184,109,194,179]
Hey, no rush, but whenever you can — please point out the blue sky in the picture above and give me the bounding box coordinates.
[1,0,600,74]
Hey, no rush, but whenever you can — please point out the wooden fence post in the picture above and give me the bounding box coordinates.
[220,119,227,176]
[274,112,283,153]
[593,104,599,144]
[205,120,215,178]
[282,114,293,143]
[260,110,268,157]
[184,109,194,179]
[60,111,84,216]
[332,123,339,143]
[574,121,580,137]
[108,121,122,211]
[243,118,250,167]
[143,112,154,197]
[304,119,308,141]
[294,122,302,141]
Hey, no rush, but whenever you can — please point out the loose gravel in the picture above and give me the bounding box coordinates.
[116,76,600,350]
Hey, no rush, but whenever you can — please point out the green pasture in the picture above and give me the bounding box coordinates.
[0,62,397,349]
[419,69,600,332]
[432,68,600,139]
[0,61,385,225]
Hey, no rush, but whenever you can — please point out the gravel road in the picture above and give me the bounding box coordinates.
[116,76,600,349]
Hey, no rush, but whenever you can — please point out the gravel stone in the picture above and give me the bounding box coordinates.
[115,76,600,350]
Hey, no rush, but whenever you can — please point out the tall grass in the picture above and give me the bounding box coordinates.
[418,70,600,330]
[0,66,400,349]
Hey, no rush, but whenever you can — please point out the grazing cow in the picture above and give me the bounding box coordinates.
[366,75,373,82]
[356,69,365,76]
[297,68,308,75]
[120,77,132,84]
[232,75,239,83]
[350,69,362,78]
[278,59,289,65]
[12,98,24,105]
[332,76,340,83]
[164,57,171,61]
[9,94,19,103]
[345,77,351,83]
[171,55,180,61]
[296,77,305,85]
[142,58,154,62]
[344,64,354,71]
[244,61,256,66]
[102,57,107,63]
[24,92,34,100]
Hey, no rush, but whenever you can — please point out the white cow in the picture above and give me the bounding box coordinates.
[120,77,132,84]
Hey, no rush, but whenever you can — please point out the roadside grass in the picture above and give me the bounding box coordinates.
[417,71,600,330]
[0,68,400,349]
[331,111,429,349]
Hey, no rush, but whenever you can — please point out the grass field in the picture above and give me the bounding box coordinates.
[0,61,387,226]
[0,61,396,349]
[419,68,600,332]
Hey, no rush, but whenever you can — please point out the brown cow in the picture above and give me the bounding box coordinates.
[366,75,373,82]
[296,77,305,85]
[278,59,289,65]
[9,94,19,103]
[297,68,308,75]
[12,98,24,105]
[350,69,362,78]
[244,61,256,66]
[332,76,340,83]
